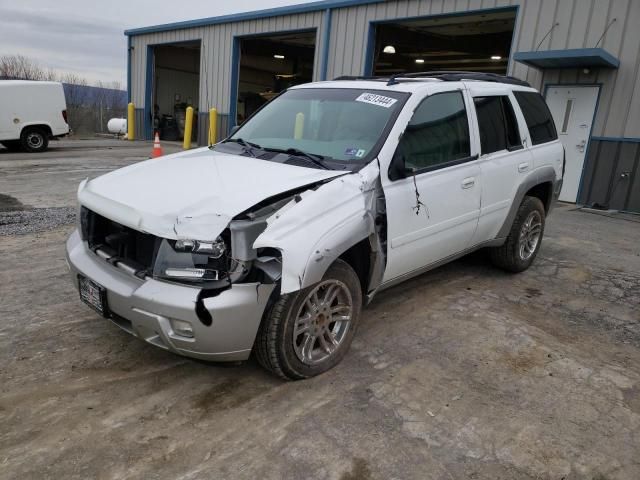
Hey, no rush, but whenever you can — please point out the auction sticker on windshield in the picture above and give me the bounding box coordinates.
[355,93,398,108]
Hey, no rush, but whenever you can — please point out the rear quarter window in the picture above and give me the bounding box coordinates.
[513,91,558,145]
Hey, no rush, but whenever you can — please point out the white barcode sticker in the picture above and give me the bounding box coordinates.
[355,92,398,108]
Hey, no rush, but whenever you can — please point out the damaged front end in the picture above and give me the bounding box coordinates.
[67,161,386,362]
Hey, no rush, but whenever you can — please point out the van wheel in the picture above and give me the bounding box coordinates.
[489,196,545,273]
[254,259,362,380]
[1,141,22,152]
[20,127,49,153]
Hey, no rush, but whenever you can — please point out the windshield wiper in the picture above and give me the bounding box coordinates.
[221,138,261,157]
[265,147,331,170]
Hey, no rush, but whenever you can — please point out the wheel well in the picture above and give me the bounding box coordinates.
[525,182,552,213]
[339,239,371,295]
[22,124,52,137]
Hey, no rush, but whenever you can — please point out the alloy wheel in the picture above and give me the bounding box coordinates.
[518,210,542,260]
[293,280,353,365]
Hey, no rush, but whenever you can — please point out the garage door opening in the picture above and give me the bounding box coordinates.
[151,41,200,142]
[370,10,516,76]
[236,30,316,125]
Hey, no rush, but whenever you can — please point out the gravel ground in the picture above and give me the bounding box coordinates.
[0,207,76,236]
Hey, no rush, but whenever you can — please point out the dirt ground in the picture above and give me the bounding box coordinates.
[1,140,639,480]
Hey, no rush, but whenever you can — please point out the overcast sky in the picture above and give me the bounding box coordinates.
[0,0,316,86]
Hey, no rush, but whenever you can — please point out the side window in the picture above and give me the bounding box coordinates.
[473,96,522,155]
[513,91,558,145]
[397,91,471,172]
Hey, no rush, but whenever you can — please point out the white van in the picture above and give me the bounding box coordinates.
[0,80,69,152]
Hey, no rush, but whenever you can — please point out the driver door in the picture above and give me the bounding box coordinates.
[381,89,481,283]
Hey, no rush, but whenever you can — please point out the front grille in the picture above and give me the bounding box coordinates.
[81,207,159,274]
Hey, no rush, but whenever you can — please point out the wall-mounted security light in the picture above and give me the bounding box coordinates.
[383,45,396,54]
[491,55,502,60]
[274,54,285,59]
[415,59,425,64]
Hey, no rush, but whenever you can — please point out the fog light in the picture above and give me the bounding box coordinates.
[171,319,194,338]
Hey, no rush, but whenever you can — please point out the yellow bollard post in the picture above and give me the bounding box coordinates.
[183,106,194,150]
[127,102,135,141]
[208,108,217,145]
[294,112,305,140]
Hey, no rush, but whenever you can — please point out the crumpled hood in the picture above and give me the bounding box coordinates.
[78,147,345,240]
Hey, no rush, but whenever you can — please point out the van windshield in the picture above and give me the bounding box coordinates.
[216,88,408,169]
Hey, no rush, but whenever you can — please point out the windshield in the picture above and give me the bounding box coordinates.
[219,88,408,167]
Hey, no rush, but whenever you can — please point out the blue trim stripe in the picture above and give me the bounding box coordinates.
[229,37,240,134]
[363,21,376,76]
[320,8,332,81]
[513,48,620,69]
[361,5,519,77]
[144,45,154,140]
[591,136,640,143]
[127,36,132,103]
[124,0,385,36]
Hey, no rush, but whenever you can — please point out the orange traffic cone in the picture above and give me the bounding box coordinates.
[151,132,163,158]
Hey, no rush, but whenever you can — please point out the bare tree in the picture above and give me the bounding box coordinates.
[0,55,56,80]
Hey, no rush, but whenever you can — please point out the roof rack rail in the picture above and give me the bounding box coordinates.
[332,75,387,81]
[387,71,531,87]
[333,71,530,87]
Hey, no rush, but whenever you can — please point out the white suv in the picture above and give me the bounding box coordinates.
[66,72,564,379]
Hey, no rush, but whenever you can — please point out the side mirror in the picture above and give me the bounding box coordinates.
[229,125,240,136]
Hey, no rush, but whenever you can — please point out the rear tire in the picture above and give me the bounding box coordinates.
[20,127,49,153]
[254,259,362,380]
[489,196,545,273]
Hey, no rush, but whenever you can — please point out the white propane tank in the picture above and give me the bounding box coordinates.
[107,118,127,135]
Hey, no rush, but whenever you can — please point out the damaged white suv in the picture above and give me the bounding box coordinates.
[66,72,564,379]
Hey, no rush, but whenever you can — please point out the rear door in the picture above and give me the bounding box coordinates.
[381,88,481,282]
[467,87,534,243]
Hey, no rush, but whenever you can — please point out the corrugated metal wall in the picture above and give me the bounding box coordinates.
[327,0,640,139]
[129,0,640,139]
[129,11,325,114]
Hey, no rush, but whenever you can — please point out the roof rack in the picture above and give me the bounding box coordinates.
[333,71,530,87]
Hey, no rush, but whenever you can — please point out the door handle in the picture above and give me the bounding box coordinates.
[461,177,475,189]
[518,162,530,172]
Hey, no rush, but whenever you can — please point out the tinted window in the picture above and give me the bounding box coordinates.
[397,91,471,172]
[513,91,558,145]
[473,96,522,155]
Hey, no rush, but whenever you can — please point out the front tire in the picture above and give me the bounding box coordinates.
[20,127,49,153]
[489,196,545,273]
[254,259,362,380]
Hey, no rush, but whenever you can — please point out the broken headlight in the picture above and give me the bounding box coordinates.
[174,238,226,257]
[153,237,228,286]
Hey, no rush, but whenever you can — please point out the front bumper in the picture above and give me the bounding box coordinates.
[66,229,275,361]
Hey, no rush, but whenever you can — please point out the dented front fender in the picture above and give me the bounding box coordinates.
[254,162,380,294]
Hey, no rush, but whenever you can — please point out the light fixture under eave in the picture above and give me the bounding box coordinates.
[491,55,502,60]
[383,45,396,54]
[415,58,425,64]
[274,54,285,59]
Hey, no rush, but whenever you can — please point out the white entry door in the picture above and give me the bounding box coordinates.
[545,86,599,202]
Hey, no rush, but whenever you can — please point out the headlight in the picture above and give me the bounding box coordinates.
[153,237,228,285]
[175,238,226,258]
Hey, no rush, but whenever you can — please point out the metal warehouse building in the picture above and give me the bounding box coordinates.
[125,0,640,212]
